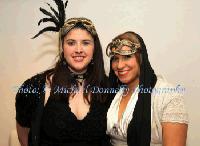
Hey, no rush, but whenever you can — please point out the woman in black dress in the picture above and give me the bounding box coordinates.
[15,1,111,146]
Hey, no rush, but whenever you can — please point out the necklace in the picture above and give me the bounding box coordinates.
[72,73,87,85]
[68,67,87,86]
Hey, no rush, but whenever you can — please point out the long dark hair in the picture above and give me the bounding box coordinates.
[47,22,108,103]
[108,31,157,146]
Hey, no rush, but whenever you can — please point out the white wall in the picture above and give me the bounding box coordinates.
[0,0,199,145]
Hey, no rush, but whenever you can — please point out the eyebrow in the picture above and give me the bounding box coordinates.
[65,39,93,42]
[82,40,93,42]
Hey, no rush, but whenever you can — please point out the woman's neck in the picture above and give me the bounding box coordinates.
[127,78,139,95]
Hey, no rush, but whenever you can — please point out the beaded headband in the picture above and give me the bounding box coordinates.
[61,17,97,36]
[106,39,140,57]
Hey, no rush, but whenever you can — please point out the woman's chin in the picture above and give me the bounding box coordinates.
[119,79,129,84]
[69,65,87,73]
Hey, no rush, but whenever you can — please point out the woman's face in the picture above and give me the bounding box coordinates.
[63,28,94,73]
[111,46,140,86]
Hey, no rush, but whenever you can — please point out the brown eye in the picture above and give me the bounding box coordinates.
[112,56,119,62]
[67,41,75,46]
[124,55,132,60]
[82,41,90,46]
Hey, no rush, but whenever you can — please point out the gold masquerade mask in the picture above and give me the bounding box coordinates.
[60,17,97,36]
[106,39,140,57]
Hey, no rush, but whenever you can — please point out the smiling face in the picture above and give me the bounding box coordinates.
[63,28,94,73]
[111,46,140,87]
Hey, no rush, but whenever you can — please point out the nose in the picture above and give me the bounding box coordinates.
[116,58,125,70]
[75,43,83,53]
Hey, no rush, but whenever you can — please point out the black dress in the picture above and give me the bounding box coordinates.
[15,70,111,146]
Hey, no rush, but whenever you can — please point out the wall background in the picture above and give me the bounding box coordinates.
[0,0,199,145]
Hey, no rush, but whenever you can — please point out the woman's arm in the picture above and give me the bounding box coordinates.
[16,122,30,146]
[162,122,188,146]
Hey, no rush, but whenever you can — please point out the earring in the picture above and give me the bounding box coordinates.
[60,52,67,67]
[90,58,94,65]
[62,59,67,66]
[117,78,119,85]
[61,55,67,67]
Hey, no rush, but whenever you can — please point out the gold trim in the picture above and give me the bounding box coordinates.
[106,39,140,57]
[61,17,97,36]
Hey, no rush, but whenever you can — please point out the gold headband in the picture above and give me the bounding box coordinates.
[106,39,140,57]
[60,17,97,36]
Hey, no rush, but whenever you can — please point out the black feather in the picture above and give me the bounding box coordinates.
[52,0,65,26]
[46,3,59,20]
[65,0,68,8]
[32,27,59,39]
[38,18,59,27]
[59,1,65,26]
[52,0,62,18]
[32,0,68,39]
[40,7,58,22]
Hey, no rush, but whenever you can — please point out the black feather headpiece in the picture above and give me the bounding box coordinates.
[32,0,68,39]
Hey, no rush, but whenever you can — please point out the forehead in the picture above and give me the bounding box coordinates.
[64,28,93,40]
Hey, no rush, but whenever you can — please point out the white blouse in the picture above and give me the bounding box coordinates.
[106,75,189,146]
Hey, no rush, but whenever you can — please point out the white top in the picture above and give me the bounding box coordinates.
[106,75,189,146]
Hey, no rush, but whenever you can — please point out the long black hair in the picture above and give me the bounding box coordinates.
[47,22,109,103]
[108,31,157,146]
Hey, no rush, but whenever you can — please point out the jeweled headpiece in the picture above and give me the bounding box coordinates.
[61,17,97,36]
[106,39,140,57]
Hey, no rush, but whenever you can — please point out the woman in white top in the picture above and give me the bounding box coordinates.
[106,31,188,146]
